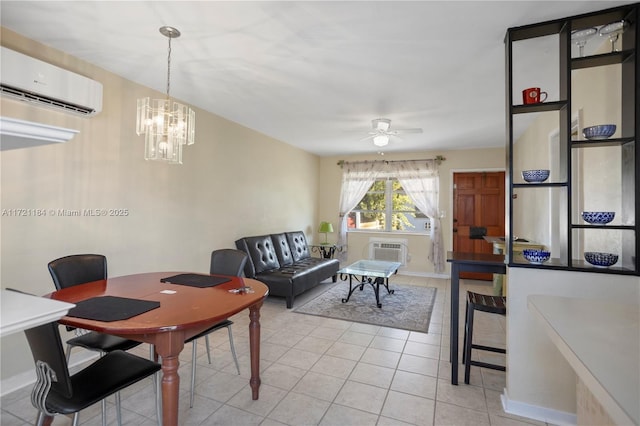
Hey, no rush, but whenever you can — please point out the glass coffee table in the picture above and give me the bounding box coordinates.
[338,260,402,308]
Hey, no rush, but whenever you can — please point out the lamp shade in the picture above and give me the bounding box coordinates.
[318,222,334,233]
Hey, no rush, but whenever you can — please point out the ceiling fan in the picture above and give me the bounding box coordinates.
[358,118,423,147]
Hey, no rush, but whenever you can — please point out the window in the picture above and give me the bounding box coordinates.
[348,178,430,233]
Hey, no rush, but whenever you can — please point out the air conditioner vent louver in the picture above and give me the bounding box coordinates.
[369,238,408,265]
[378,243,401,249]
[0,84,96,115]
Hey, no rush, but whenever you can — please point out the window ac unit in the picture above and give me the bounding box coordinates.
[0,47,103,116]
[369,238,408,265]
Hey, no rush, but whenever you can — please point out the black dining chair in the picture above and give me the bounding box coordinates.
[186,248,247,408]
[47,254,148,425]
[47,254,143,361]
[24,321,160,426]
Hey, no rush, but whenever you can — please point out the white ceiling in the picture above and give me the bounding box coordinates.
[0,1,633,157]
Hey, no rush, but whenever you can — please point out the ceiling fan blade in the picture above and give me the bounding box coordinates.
[394,128,423,134]
[359,134,376,141]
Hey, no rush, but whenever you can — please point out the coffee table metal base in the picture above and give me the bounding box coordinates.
[340,274,394,308]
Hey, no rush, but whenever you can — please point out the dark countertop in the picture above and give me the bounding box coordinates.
[446,251,506,265]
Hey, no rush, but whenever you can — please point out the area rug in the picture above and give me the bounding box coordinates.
[293,282,437,333]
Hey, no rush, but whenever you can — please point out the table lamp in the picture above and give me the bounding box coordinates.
[318,221,334,245]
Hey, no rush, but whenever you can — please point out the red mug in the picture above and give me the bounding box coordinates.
[522,87,548,104]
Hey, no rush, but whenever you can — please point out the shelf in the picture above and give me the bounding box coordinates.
[511,258,567,269]
[571,260,637,274]
[508,21,565,42]
[513,182,567,188]
[511,100,567,114]
[571,225,635,230]
[508,4,634,42]
[511,260,637,275]
[571,50,634,70]
[571,138,634,148]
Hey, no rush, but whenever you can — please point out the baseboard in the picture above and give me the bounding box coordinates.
[501,388,577,426]
[397,270,449,279]
[0,351,98,397]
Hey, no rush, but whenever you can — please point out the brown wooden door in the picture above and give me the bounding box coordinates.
[453,171,505,280]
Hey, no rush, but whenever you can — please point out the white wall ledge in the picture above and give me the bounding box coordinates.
[0,116,79,150]
[528,295,639,426]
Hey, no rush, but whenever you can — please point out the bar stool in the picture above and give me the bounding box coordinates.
[462,291,506,384]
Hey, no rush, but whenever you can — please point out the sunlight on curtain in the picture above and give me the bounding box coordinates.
[391,160,444,273]
[337,162,384,262]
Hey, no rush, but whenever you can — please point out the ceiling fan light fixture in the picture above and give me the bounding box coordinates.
[373,118,391,132]
[373,134,389,147]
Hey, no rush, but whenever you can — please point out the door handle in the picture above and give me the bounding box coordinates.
[453,228,458,232]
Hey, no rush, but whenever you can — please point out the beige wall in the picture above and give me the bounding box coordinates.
[0,28,321,384]
[317,147,506,276]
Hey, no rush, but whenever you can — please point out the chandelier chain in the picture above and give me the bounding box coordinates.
[166,37,172,98]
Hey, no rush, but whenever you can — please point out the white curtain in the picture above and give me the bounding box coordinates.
[337,161,384,261]
[337,159,443,272]
[391,160,444,273]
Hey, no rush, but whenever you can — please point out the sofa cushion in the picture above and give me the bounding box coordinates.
[271,233,294,266]
[286,231,310,262]
[242,235,280,274]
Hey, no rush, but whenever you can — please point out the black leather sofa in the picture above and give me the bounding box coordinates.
[235,231,340,308]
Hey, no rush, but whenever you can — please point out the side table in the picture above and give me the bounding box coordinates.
[310,244,342,259]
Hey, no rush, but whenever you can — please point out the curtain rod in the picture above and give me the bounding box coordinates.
[336,155,446,168]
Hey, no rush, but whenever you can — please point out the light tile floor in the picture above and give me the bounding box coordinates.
[1,276,554,426]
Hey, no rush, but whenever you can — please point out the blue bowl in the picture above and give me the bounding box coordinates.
[583,124,616,140]
[522,169,550,183]
[522,249,551,264]
[584,252,618,267]
[582,211,615,225]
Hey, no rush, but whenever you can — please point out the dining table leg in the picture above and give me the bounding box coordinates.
[153,332,185,426]
[249,300,263,400]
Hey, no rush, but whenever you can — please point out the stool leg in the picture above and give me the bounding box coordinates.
[464,301,475,384]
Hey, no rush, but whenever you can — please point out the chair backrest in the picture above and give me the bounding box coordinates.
[210,249,248,276]
[48,254,107,290]
[24,322,73,398]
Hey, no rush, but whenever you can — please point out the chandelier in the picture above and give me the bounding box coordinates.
[136,26,195,164]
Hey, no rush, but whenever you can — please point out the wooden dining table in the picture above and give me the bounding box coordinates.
[45,272,269,426]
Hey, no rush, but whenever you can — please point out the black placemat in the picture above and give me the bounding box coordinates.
[160,273,231,288]
[67,296,160,322]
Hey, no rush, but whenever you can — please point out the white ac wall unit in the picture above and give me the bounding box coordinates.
[0,47,103,116]
[369,238,408,265]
